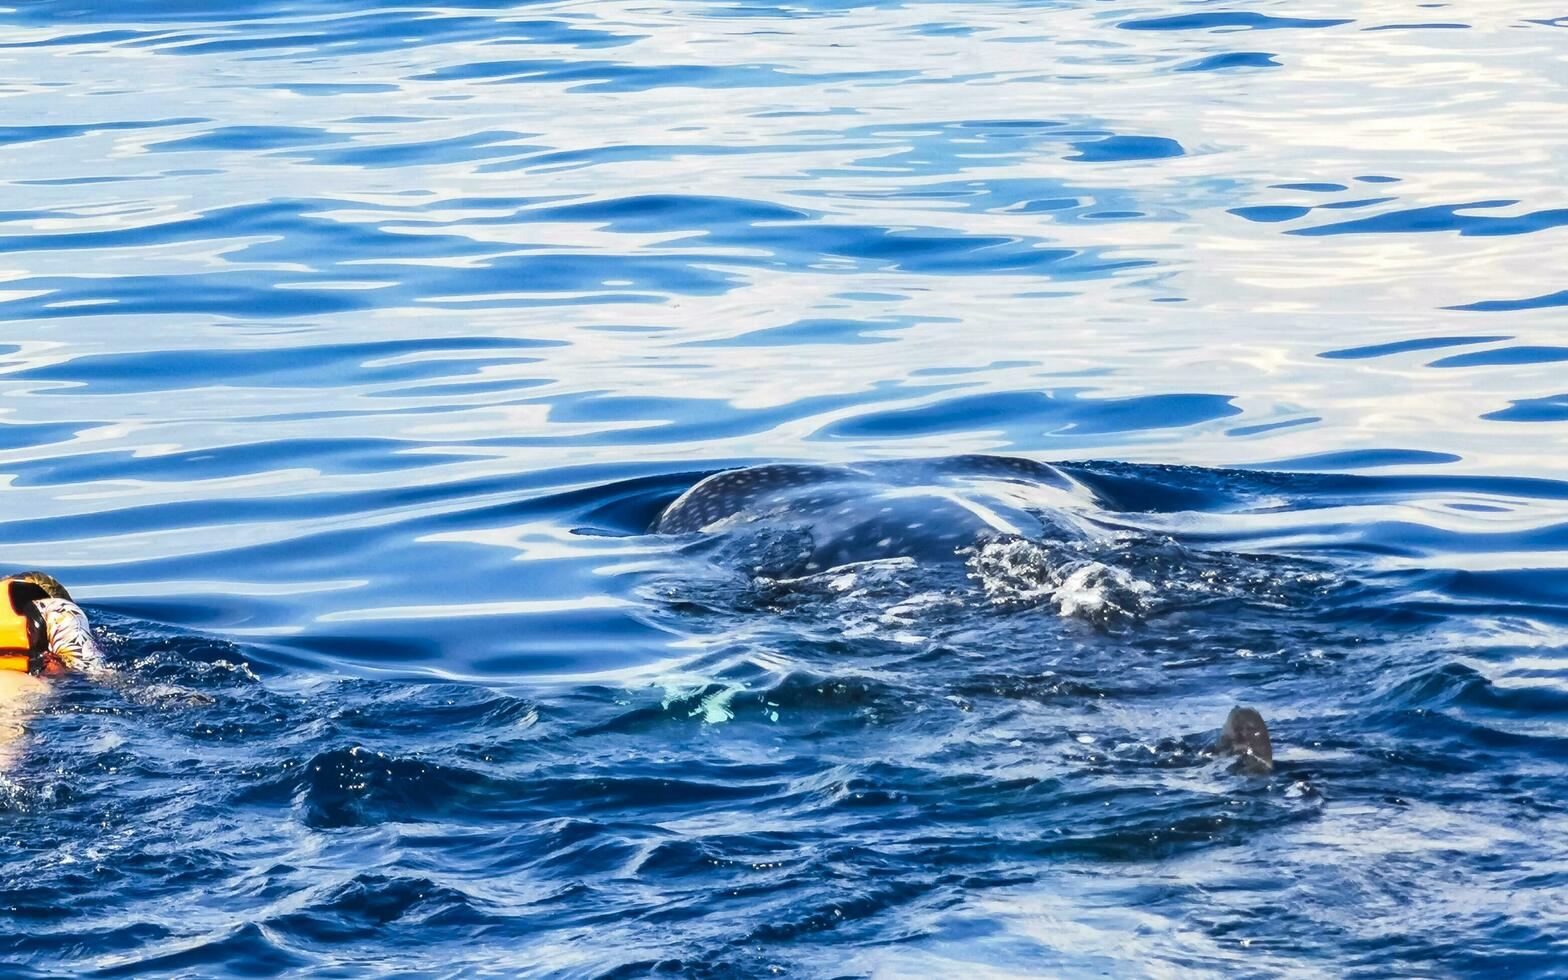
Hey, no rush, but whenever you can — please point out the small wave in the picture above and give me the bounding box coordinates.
[290,746,504,829]
[265,873,500,945]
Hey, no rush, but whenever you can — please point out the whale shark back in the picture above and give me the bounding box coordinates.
[654,455,1086,576]
[654,463,853,535]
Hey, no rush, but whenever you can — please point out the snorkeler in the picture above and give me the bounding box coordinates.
[1,571,105,677]
[0,570,105,766]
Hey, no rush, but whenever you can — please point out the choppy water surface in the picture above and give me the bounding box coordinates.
[2,0,1567,974]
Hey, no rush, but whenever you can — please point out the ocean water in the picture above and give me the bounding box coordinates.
[2,0,1567,974]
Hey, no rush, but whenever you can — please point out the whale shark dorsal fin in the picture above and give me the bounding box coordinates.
[1217,706,1274,774]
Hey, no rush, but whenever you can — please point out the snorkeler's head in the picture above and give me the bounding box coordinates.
[1,572,80,674]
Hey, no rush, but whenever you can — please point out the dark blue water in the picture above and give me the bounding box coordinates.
[3,1,1567,974]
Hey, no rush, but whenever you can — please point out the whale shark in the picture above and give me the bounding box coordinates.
[655,455,1280,774]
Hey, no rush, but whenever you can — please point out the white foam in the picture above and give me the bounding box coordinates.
[966,538,1154,622]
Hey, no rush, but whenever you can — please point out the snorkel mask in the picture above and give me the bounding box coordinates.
[0,572,98,675]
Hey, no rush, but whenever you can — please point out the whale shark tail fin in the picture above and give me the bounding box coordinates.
[1217,706,1274,774]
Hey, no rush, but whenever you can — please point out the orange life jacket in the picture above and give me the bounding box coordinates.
[0,576,44,673]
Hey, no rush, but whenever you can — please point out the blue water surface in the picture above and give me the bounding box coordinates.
[2,0,1567,974]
